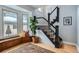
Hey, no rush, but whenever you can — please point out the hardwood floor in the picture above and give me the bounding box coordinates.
[32,43,77,53]
[1,42,78,53]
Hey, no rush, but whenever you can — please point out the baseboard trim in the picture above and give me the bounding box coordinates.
[63,41,76,46]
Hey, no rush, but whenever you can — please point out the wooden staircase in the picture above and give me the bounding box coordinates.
[34,6,63,48]
[38,26,57,45]
[41,27,63,48]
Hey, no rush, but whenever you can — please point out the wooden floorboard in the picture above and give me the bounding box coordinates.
[32,43,77,53]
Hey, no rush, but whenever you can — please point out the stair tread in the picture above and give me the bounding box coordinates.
[50,37,54,39]
[50,36,54,38]
[44,30,51,32]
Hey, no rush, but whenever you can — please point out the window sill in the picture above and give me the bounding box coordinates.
[0,35,19,42]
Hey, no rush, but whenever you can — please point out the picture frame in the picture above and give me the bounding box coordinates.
[63,16,72,25]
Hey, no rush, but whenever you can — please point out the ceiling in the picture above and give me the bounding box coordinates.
[18,5,46,11]
[30,5,46,9]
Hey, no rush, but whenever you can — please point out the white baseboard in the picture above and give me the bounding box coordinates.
[63,41,76,46]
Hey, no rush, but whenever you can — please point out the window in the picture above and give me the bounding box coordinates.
[3,10,17,37]
[23,14,28,31]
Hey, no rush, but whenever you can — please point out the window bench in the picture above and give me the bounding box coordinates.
[0,31,31,52]
[0,36,23,52]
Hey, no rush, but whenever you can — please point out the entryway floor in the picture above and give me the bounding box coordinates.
[1,42,78,53]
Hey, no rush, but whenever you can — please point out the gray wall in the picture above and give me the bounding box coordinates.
[77,6,79,46]
[33,5,77,44]
[59,5,77,44]
[0,5,77,45]
[48,5,77,44]
[0,8,3,38]
[32,7,48,26]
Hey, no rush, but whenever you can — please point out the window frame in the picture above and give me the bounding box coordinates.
[2,9,18,38]
[22,13,28,32]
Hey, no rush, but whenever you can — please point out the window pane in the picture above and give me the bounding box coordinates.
[3,10,17,37]
[23,14,28,31]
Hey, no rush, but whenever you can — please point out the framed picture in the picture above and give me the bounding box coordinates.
[63,16,72,25]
